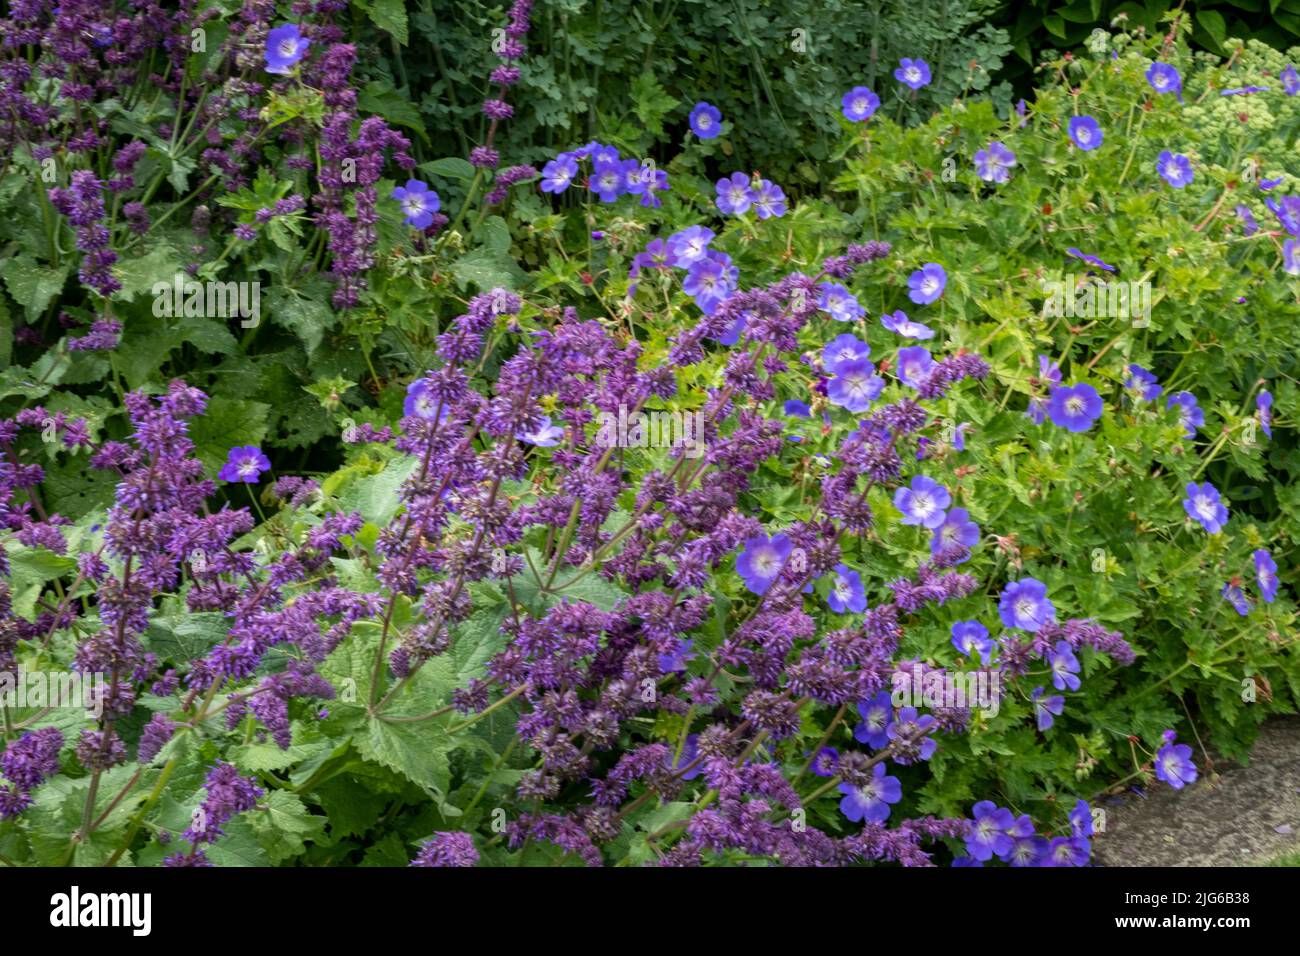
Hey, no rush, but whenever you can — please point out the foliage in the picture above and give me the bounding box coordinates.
[0,1,1297,870]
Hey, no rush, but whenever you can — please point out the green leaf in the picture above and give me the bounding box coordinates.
[247,791,327,863]
[266,287,336,358]
[335,455,418,526]
[358,81,427,142]
[188,396,271,474]
[230,721,338,773]
[206,817,271,867]
[0,297,12,366]
[2,256,69,321]
[419,157,475,182]
[630,71,680,138]
[476,215,512,256]
[450,247,526,291]
[365,0,409,44]
[1195,10,1228,52]
[112,245,184,302]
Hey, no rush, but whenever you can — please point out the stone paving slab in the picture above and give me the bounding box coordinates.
[1093,717,1300,866]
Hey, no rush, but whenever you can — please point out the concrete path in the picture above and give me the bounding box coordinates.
[1092,717,1300,866]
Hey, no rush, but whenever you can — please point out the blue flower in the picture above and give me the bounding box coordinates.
[822,333,871,372]
[1282,64,1300,96]
[1257,389,1273,438]
[688,101,722,139]
[951,620,993,663]
[1156,151,1194,188]
[827,563,866,614]
[973,142,1016,183]
[816,282,865,322]
[1046,383,1104,432]
[783,399,811,418]
[404,380,449,421]
[1183,481,1228,534]
[1032,687,1064,731]
[391,180,440,229]
[1066,247,1116,272]
[714,172,753,215]
[1237,205,1259,235]
[886,707,937,763]
[951,422,970,451]
[827,359,884,413]
[218,446,271,483]
[589,159,625,202]
[1265,195,1300,236]
[750,179,787,219]
[1221,583,1250,616]
[809,747,840,778]
[516,415,565,447]
[666,735,703,780]
[998,578,1055,632]
[735,532,794,595]
[894,475,950,529]
[853,692,893,749]
[965,801,1015,862]
[639,168,670,208]
[1166,390,1204,437]
[264,24,310,75]
[1124,364,1162,402]
[1068,115,1103,151]
[894,58,932,90]
[1254,549,1278,603]
[907,263,946,304]
[666,225,715,267]
[1145,62,1183,100]
[658,639,695,674]
[841,87,880,122]
[1049,640,1081,692]
[683,256,736,313]
[1046,836,1090,866]
[895,345,935,389]
[540,155,578,194]
[931,507,979,558]
[880,310,934,339]
[1155,732,1198,790]
[838,763,902,823]
[1070,800,1095,838]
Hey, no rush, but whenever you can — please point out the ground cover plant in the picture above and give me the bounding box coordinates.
[0,1,1297,868]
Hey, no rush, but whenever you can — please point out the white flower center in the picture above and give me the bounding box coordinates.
[1195,496,1217,520]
